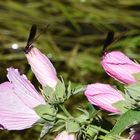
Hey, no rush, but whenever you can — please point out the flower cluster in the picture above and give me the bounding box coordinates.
[0,47,56,130]
[1,43,140,139]
[85,51,140,114]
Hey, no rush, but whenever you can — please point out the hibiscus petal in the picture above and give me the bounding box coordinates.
[101,51,140,84]
[0,82,40,130]
[25,47,57,88]
[7,68,45,108]
[85,83,124,113]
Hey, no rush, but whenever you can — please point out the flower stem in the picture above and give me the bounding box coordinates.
[59,104,73,118]
[56,113,67,120]
[90,125,109,134]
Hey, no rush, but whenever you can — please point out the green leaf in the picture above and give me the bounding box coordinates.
[109,110,140,136]
[72,85,86,95]
[76,114,89,123]
[67,81,72,98]
[34,104,57,121]
[39,122,54,140]
[100,135,119,140]
[52,119,65,132]
[56,113,67,120]
[75,108,89,123]
[65,120,80,133]
[52,124,65,132]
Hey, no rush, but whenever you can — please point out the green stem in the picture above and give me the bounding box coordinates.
[99,135,126,140]
[59,104,73,118]
[56,113,67,120]
[90,110,101,118]
[90,125,109,134]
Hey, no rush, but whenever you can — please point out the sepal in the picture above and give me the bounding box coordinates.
[133,72,140,81]
[113,100,127,113]
[34,104,57,121]
[42,79,66,104]
[52,119,65,132]
[65,119,80,133]
[125,83,140,110]
[85,125,98,140]
[39,122,54,140]
[75,108,90,123]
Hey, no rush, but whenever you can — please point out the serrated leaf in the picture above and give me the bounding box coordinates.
[66,120,80,133]
[109,110,140,136]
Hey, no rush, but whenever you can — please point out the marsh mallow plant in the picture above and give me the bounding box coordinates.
[1,27,140,140]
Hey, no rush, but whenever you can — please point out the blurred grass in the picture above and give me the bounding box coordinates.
[0,0,140,139]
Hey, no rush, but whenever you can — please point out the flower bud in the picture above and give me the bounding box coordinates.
[25,47,58,88]
[130,131,140,140]
[84,83,124,113]
[54,131,76,140]
[101,51,140,85]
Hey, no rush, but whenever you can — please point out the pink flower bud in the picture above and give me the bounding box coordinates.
[25,47,58,88]
[130,131,140,140]
[101,51,140,85]
[54,131,76,140]
[0,68,45,130]
[84,83,124,113]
